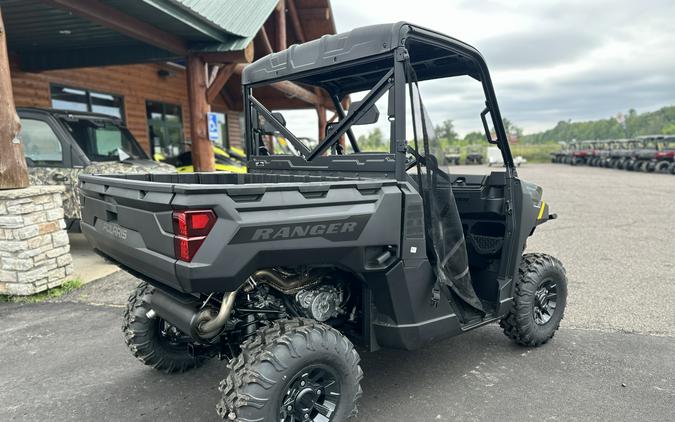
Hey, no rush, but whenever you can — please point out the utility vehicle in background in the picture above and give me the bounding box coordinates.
[17,108,174,231]
[158,144,247,173]
[630,137,659,172]
[443,146,461,165]
[465,144,484,164]
[650,135,675,174]
[80,23,567,421]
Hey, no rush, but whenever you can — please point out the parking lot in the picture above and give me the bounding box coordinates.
[1,164,674,421]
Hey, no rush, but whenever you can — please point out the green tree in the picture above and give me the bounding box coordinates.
[357,128,387,151]
[434,119,458,141]
[662,123,675,135]
[502,117,523,138]
[464,131,484,142]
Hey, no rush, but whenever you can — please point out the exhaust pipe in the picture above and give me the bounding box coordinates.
[144,287,238,341]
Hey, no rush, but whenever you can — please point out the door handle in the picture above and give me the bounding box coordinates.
[52,173,69,182]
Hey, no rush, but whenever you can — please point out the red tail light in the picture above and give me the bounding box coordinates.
[172,210,216,262]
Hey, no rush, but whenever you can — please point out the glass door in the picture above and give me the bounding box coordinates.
[146,101,184,160]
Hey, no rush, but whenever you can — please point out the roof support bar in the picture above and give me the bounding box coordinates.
[249,95,311,157]
[306,69,394,160]
[330,95,360,153]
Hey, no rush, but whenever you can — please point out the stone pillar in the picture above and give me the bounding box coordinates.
[0,186,73,295]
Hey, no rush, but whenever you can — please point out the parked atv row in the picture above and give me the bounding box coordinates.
[443,145,484,165]
[551,135,675,174]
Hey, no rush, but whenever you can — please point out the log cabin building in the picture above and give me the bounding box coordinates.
[0,0,337,170]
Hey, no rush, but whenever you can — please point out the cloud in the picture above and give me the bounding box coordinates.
[284,0,675,136]
[477,29,603,70]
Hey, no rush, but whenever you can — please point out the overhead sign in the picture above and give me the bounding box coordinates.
[207,112,220,141]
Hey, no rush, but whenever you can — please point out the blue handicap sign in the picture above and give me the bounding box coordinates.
[207,112,220,141]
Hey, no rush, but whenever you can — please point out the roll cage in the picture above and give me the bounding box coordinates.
[242,22,516,180]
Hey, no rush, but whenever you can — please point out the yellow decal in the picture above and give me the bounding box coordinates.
[537,201,547,220]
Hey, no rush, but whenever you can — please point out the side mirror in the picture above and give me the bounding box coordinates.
[348,101,379,126]
[262,112,286,134]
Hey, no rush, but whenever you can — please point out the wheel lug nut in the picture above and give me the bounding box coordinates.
[304,414,309,420]
[287,405,293,411]
[316,390,321,395]
[300,381,306,386]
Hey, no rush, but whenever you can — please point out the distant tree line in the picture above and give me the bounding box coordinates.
[522,106,675,143]
[355,105,675,151]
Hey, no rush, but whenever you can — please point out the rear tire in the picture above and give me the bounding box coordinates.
[123,282,200,373]
[217,318,363,422]
[655,160,671,173]
[500,253,568,347]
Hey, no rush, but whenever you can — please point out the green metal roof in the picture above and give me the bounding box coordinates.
[166,0,279,38]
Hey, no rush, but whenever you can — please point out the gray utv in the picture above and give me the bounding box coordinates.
[80,22,567,422]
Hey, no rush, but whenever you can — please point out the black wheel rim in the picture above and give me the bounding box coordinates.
[280,364,341,422]
[532,279,558,325]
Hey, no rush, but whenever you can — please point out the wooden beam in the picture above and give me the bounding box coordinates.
[302,8,331,20]
[287,0,305,42]
[272,80,325,106]
[234,63,332,109]
[219,91,234,111]
[0,8,28,189]
[198,42,255,64]
[317,106,327,142]
[206,64,236,104]
[187,55,215,172]
[254,28,273,56]
[275,0,287,51]
[40,0,188,55]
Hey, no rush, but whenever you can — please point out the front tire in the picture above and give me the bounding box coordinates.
[122,282,200,373]
[217,318,363,422]
[500,253,568,347]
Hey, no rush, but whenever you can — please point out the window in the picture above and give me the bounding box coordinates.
[20,119,63,165]
[146,101,184,158]
[59,118,147,162]
[51,85,125,120]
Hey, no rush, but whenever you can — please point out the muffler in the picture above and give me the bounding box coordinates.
[144,287,237,341]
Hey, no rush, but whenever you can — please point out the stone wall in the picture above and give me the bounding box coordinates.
[0,186,73,295]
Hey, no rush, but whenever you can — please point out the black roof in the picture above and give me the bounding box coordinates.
[16,107,125,124]
[242,22,487,94]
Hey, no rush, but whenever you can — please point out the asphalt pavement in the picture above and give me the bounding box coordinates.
[1,164,674,421]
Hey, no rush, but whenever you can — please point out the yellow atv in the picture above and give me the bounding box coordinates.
[154,145,246,173]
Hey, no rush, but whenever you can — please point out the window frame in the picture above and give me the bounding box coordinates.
[50,84,126,122]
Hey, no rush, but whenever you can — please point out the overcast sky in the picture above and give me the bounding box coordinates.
[283,0,675,138]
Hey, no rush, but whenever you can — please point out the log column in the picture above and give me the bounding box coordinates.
[0,8,28,189]
[186,54,215,172]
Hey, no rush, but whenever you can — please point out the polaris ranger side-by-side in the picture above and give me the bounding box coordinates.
[80,23,567,422]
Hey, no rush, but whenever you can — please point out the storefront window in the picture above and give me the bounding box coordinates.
[50,85,124,120]
[146,101,184,159]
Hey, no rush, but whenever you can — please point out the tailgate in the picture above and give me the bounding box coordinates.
[79,174,182,289]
